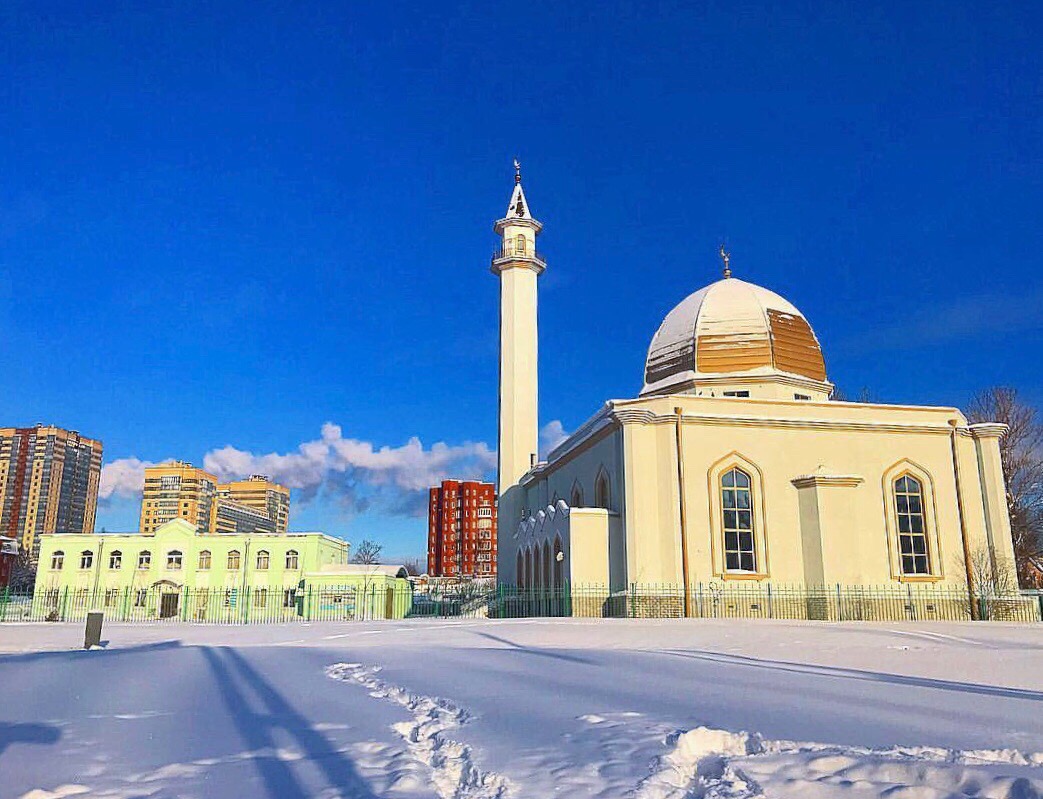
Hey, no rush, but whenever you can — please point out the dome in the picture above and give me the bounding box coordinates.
[641,277,828,397]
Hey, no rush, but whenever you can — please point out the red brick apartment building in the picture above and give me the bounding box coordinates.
[427,480,496,578]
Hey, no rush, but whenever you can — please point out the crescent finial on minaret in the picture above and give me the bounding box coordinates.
[514,158,521,184]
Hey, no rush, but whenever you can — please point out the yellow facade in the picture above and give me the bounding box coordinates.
[139,461,218,534]
[491,175,1017,605]
[218,475,290,534]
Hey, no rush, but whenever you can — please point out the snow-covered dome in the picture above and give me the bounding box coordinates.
[641,277,828,397]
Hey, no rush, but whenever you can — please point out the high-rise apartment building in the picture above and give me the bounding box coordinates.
[139,464,290,536]
[218,475,290,535]
[139,461,218,534]
[427,480,497,578]
[0,425,103,557]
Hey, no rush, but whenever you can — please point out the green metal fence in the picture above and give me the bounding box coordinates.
[2,583,1039,624]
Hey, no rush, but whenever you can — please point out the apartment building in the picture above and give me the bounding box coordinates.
[427,479,497,578]
[0,425,103,557]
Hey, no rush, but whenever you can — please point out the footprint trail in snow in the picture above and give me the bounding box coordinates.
[325,663,511,799]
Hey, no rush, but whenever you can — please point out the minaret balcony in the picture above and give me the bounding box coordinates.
[491,244,546,273]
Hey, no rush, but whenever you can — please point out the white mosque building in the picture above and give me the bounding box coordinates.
[491,166,1015,611]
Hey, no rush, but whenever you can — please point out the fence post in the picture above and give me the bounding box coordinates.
[60,587,69,621]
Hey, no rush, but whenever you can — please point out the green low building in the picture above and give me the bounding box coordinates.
[31,519,414,622]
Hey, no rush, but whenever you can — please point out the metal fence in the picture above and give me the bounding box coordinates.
[2,583,1040,624]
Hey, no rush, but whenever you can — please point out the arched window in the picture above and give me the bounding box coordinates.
[51,551,65,570]
[285,550,299,570]
[542,542,552,591]
[525,548,534,591]
[516,550,524,588]
[595,470,611,510]
[138,550,151,570]
[109,550,122,570]
[570,481,584,509]
[721,468,756,572]
[166,550,183,570]
[256,550,270,570]
[198,550,211,570]
[895,475,930,575]
[515,234,526,255]
[553,536,564,588]
[227,550,241,570]
[80,550,93,570]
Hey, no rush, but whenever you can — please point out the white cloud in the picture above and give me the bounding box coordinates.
[99,457,159,500]
[539,420,570,459]
[99,423,497,520]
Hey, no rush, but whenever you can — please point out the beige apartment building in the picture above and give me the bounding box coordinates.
[0,425,103,557]
[139,463,289,536]
[218,475,290,535]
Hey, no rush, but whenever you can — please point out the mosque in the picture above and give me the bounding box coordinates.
[491,165,1015,606]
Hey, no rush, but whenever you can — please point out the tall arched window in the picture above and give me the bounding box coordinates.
[570,481,584,509]
[198,550,212,570]
[542,542,551,591]
[109,550,122,570]
[515,233,526,255]
[553,536,564,588]
[895,475,929,575]
[256,550,270,570]
[285,550,299,570]
[51,551,65,570]
[525,548,534,590]
[595,470,611,510]
[533,543,543,588]
[80,550,94,570]
[516,550,524,588]
[721,468,756,572]
[227,550,241,570]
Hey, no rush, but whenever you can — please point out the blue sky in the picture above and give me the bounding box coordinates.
[2,2,1041,561]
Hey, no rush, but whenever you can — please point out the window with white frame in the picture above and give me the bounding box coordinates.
[167,550,183,570]
[227,550,241,570]
[285,550,299,570]
[109,550,122,570]
[256,550,270,570]
[80,550,93,570]
[51,551,65,570]
[721,468,756,572]
[894,475,930,575]
[198,550,211,570]
[138,551,151,570]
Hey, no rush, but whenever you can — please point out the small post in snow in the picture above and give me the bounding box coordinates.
[84,610,103,650]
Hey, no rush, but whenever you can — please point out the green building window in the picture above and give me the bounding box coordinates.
[227,550,241,570]
[167,550,183,570]
[256,550,270,570]
[138,551,151,570]
[109,550,122,570]
[50,551,65,571]
[283,588,297,608]
[79,550,93,570]
[254,588,268,607]
[198,550,211,570]
[285,550,299,570]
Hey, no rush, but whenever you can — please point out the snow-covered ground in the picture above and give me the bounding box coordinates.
[2,618,1042,798]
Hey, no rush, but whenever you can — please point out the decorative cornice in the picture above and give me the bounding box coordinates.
[490,256,545,276]
[791,474,864,489]
[967,422,1008,439]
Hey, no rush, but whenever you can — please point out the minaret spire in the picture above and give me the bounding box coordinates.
[492,162,546,499]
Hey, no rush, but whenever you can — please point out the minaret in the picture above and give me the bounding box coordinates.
[492,160,545,493]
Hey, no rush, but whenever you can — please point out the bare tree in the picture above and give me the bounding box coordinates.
[832,386,877,403]
[402,558,424,577]
[351,539,383,565]
[967,387,1043,587]
[7,547,38,593]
